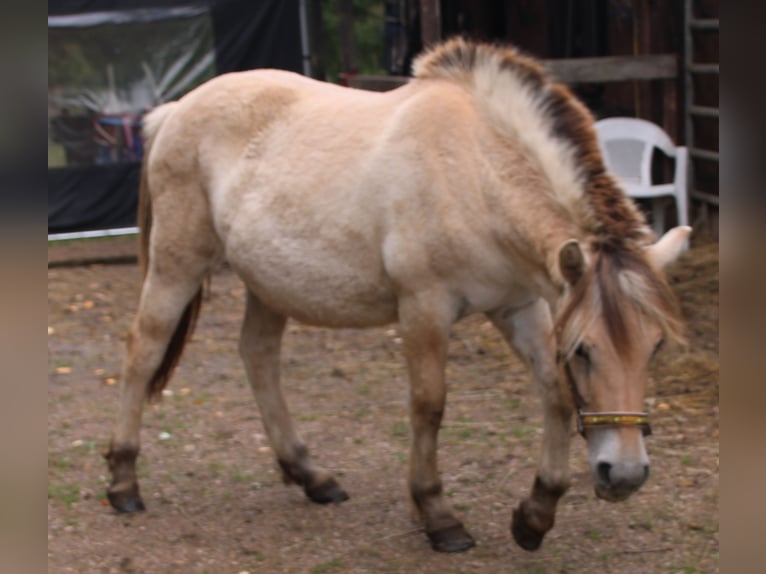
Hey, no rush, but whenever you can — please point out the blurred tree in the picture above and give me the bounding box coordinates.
[320,0,386,82]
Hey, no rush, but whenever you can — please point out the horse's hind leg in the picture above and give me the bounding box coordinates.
[399,293,475,553]
[106,265,209,511]
[239,291,349,503]
[489,299,573,551]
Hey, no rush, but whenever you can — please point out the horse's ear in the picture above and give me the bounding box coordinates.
[646,226,692,269]
[558,239,585,286]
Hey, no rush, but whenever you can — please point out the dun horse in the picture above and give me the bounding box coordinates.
[105,39,690,552]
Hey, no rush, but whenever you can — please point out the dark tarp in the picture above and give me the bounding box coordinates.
[48,0,303,234]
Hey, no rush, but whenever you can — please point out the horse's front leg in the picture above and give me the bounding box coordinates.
[398,292,475,553]
[240,291,348,504]
[489,299,573,551]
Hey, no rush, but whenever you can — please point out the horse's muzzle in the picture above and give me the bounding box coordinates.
[593,460,650,502]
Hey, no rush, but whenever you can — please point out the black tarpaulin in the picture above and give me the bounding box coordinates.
[48,0,303,234]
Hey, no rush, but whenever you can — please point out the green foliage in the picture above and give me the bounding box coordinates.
[48,483,80,507]
[586,528,602,540]
[392,419,409,437]
[310,558,344,573]
[321,0,387,82]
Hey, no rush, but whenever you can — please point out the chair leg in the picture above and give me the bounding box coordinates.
[652,198,666,236]
[676,193,689,228]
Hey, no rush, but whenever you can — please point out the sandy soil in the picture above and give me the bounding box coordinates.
[48,236,718,573]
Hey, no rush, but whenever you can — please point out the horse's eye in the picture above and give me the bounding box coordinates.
[653,338,665,356]
[574,343,590,361]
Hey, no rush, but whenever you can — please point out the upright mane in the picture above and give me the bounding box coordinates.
[413,39,684,353]
[413,38,653,251]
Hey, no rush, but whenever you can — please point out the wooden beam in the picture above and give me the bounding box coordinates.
[419,0,441,48]
[347,55,679,92]
[543,55,677,84]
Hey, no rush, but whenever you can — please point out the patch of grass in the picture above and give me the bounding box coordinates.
[48,483,80,506]
[504,399,521,411]
[136,466,151,479]
[242,548,264,561]
[52,458,72,471]
[232,471,256,483]
[299,414,318,422]
[681,455,693,465]
[359,385,371,396]
[512,426,534,439]
[392,420,409,437]
[73,440,98,455]
[353,437,364,445]
[207,462,226,477]
[194,392,214,405]
[629,516,654,531]
[310,558,344,573]
[585,528,602,541]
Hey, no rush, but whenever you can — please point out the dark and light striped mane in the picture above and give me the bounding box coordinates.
[413,38,684,354]
[413,37,652,250]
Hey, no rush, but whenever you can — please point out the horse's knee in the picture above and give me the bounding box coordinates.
[411,400,444,431]
[409,478,442,510]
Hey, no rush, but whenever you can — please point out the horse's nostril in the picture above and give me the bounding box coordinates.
[642,465,650,483]
[597,462,612,486]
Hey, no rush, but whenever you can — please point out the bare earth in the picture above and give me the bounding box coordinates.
[48,236,718,574]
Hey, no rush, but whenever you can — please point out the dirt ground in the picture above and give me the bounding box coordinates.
[48,236,718,574]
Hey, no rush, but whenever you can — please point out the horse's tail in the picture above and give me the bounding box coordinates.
[138,102,204,402]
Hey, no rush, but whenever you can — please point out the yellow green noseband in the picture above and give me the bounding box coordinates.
[578,412,652,437]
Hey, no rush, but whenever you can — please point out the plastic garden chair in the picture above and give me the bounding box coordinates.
[594,117,689,235]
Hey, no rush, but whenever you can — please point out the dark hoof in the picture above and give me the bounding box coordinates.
[107,485,146,513]
[305,479,349,504]
[511,506,546,551]
[427,523,476,553]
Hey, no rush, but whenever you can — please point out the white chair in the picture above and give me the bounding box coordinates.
[594,117,688,236]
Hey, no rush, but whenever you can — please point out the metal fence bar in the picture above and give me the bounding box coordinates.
[48,226,139,242]
[690,148,720,162]
[690,19,719,30]
[689,63,719,75]
[689,105,719,118]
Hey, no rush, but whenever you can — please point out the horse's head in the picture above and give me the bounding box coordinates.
[555,226,690,502]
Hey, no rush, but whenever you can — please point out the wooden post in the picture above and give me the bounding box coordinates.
[633,0,653,121]
[420,0,441,48]
[308,0,325,80]
[663,78,678,142]
[339,0,357,75]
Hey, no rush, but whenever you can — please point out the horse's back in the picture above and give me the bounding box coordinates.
[144,70,525,327]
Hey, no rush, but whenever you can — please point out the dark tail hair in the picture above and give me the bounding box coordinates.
[138,103,204,402]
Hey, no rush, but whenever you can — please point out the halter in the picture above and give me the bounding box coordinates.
[557,352,652,438]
